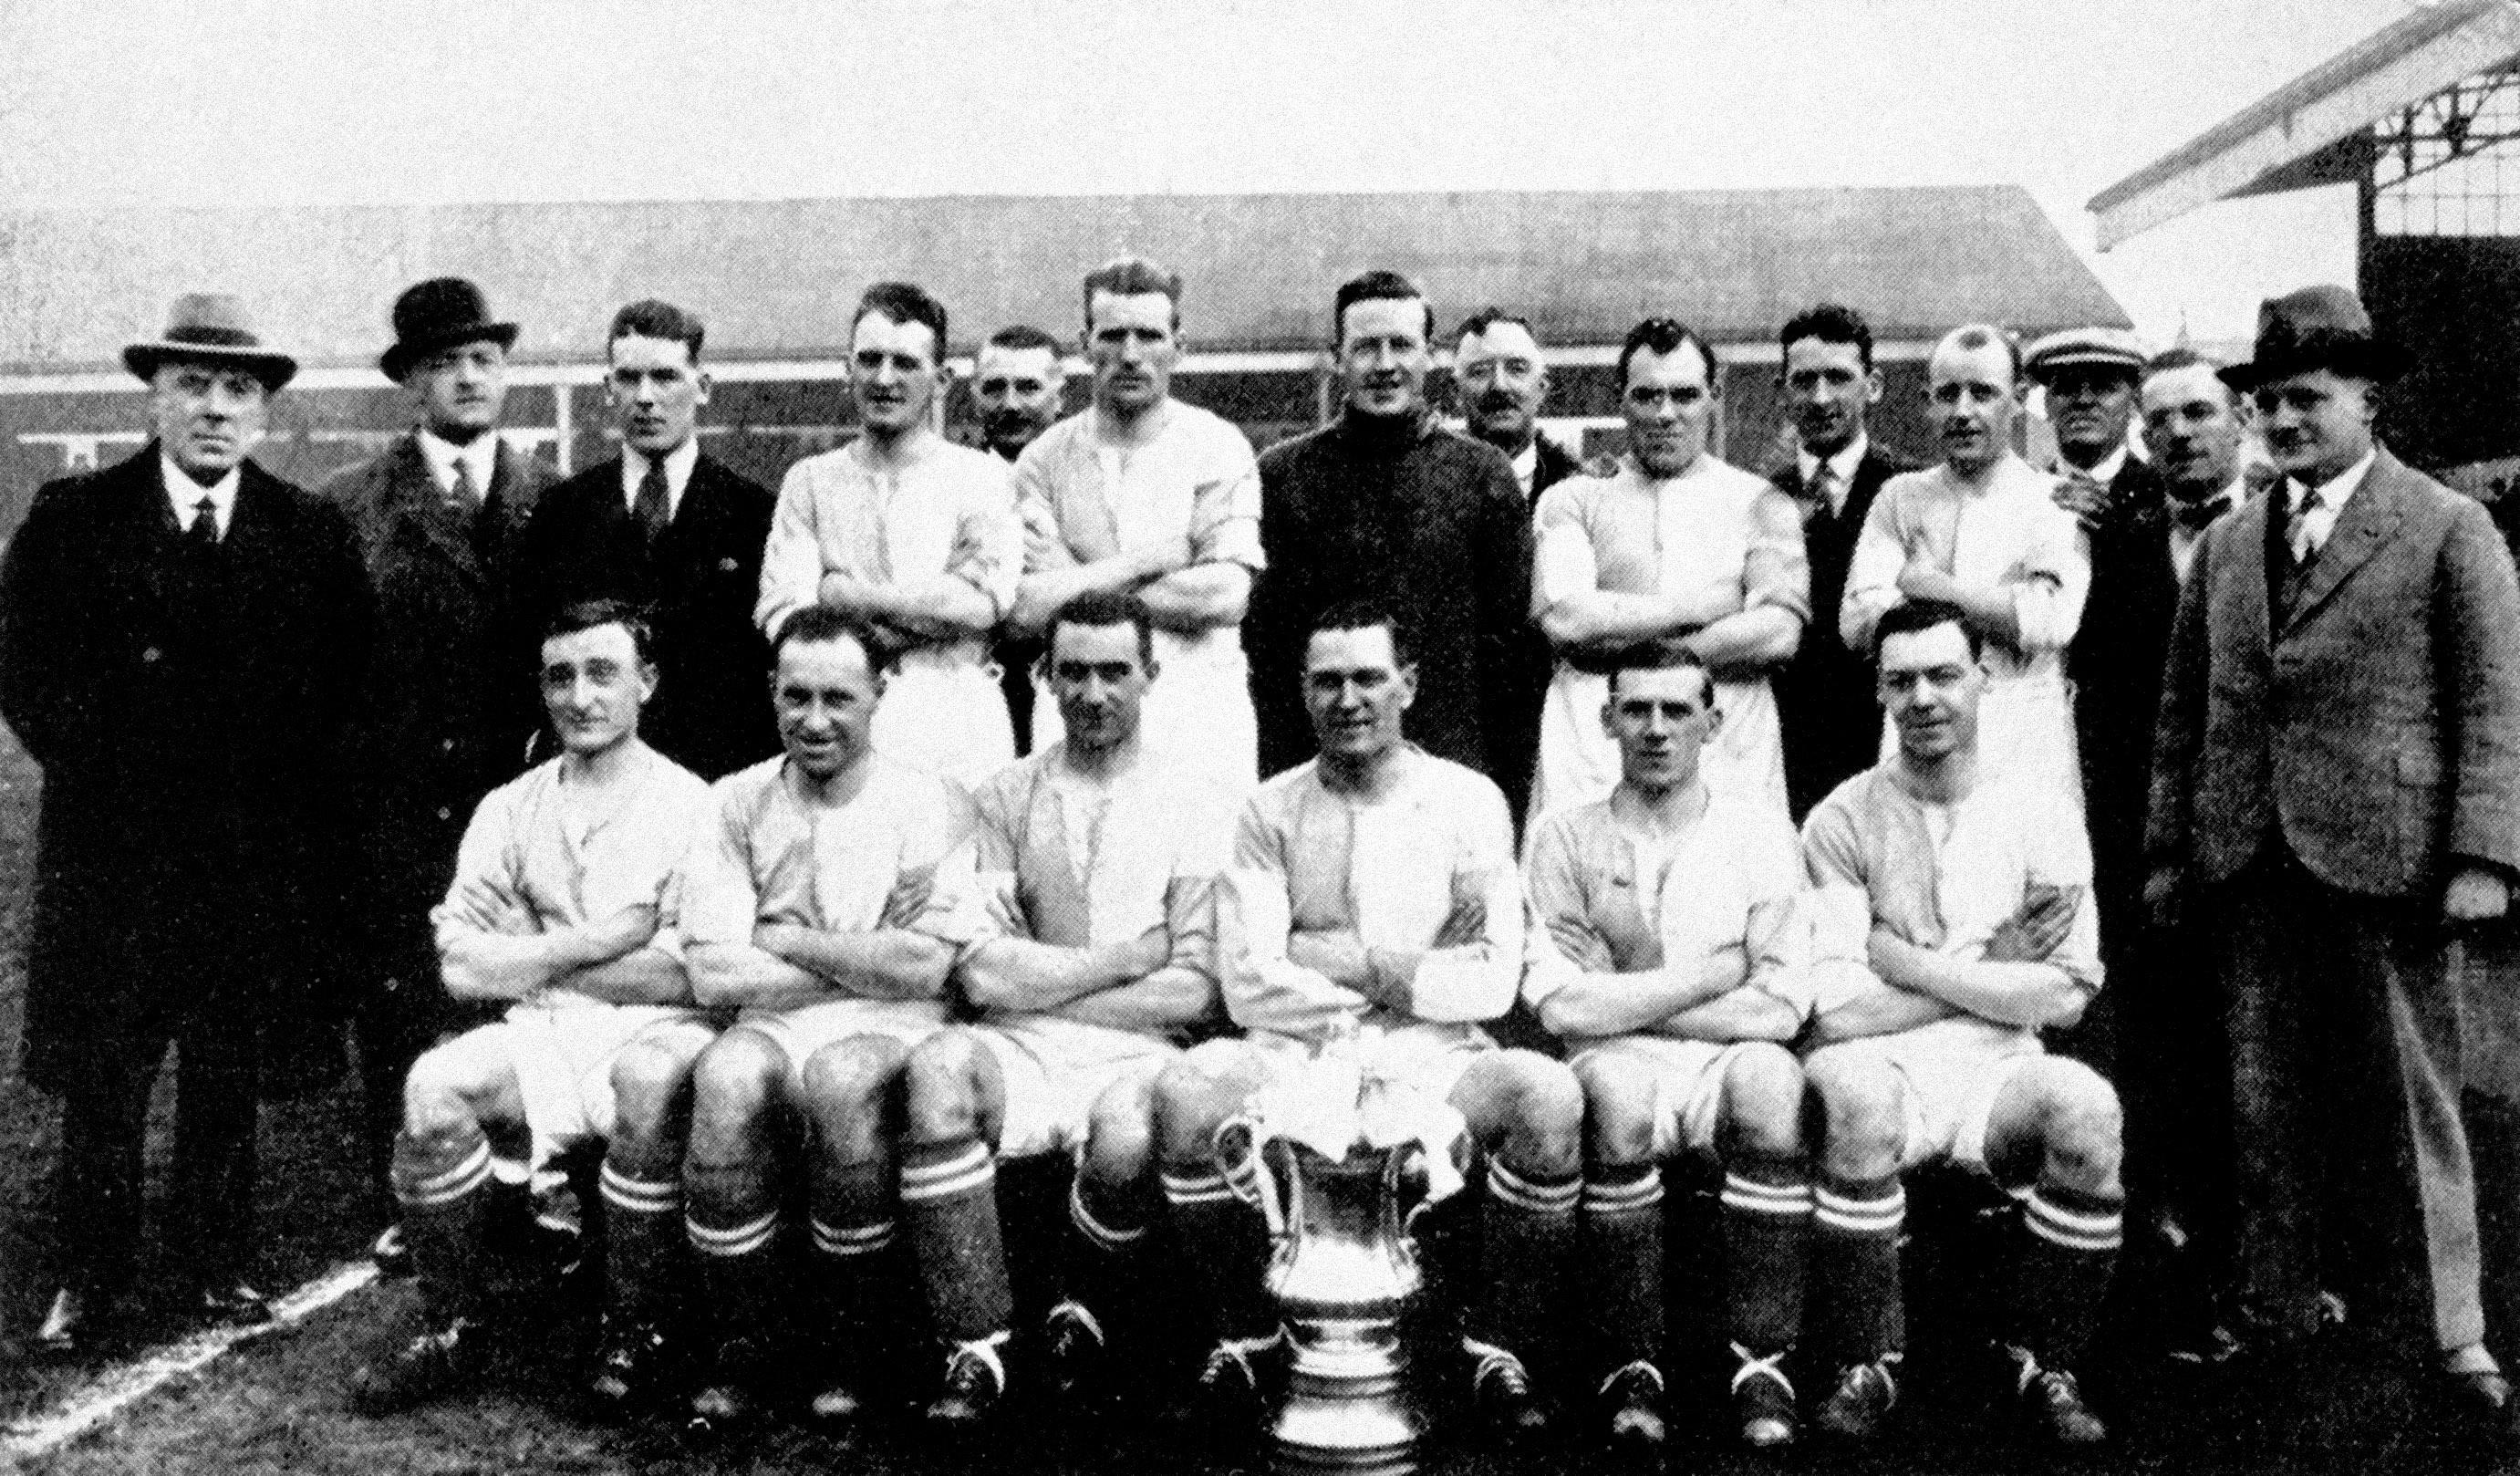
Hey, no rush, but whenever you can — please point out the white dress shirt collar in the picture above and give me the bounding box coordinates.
[161,452,240,537]
[620,436,700,520]
[418,428,501,505]
[2166,474,2246,583]
[1797,433,1868,513]
[2287,448,2377,562]
[1509,440,1540,497]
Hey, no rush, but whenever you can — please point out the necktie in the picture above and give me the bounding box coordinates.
[2287,487,2320,567]
[187,495,220,548]
[633,458,672,546]
[451,455,480,513]
[1809,463,1837,515]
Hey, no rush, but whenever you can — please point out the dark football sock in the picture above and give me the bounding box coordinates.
[900,1137,1014,1346]
[2015,1182,2122,1372]
[1582,1163,1666,1372]
[393,1128,494,1325]
[1722,1153,1812,1357]
[1813,1174,1906,1365]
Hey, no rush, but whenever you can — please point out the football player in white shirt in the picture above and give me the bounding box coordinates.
[1523,642,1814,1452]
[1011,255,1265,807]
[1168,600,1584,1448]
[676,606,980,1430]
[348,601,717,1415]
[897,590,1231,1431]
[1797,598,2122,1449]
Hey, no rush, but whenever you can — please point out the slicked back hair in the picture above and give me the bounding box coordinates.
[985,323,1062,355]
[545,598,656,667]
[1456,307,1538,347]
[1082,256,1184,333]
[1047,589,1156,669]
[1333,270,1434,347]
[772,603,894,675]
[1872,597,1983,664]
[855,282,949,366]
[608,299,705,364]
[1617,316,1719,391]
[1779,303,1874,372]
[1308,596,1417,670]
[1606,638,1715,703]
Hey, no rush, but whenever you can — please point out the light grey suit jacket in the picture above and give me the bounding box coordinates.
[2147,444,2520,900]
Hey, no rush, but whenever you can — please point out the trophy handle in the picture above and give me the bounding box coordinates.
[1214,1114,1286,1240]
[1388,1138,1434,1242]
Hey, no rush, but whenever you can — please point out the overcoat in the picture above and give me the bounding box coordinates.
[0,445,370,1091]
[1767,441,1916,820]
[322,432,550,977]
[516,452,778,780]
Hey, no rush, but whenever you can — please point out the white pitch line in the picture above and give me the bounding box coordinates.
[3,1259,380,1460]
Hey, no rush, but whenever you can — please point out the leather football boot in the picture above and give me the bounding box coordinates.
[1467,1340,1552,1445]
[1728,1344,1799,1449]
[926,1335,1010,1433]
[1598,1359,1668,1452]
[586,1318,671,1417]
[1812,1357,1901,1442]
[349,1318,487,1414]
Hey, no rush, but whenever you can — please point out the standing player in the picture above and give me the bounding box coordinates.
[1181,599,1583,1442]
[758,282,1021,786]
[895,590,1228,1430]
[676,606,978,1429]
[347,600,718,1413]
[971,322,1069,753]
[1531,317,1808,822]
[1842,327,2090,809]
[1523,642,1813,1452]
[1011,256,1264,806]
[1798,599,2121,1448]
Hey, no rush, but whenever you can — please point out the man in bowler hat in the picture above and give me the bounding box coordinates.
[0,294,370,1349]
[323,278,555,1272]
[2150,285,2520,1436]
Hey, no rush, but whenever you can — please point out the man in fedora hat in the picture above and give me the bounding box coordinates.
[323,277,555,1273]
[0,293,370,1349]
[2150,284,2520,1436]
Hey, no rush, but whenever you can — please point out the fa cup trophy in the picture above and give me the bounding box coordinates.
[1216,1030,1462,1474]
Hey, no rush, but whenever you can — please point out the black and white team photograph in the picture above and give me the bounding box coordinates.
[1,4,2519,1474]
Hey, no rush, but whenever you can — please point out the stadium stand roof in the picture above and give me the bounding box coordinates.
[0,186,2122,376]
[2090,0,2520,248]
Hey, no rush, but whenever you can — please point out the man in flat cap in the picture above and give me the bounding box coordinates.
[0,294,370,1349]
[2150,286,2520,1439]
[2030,327,2164,988]
[324,278,555,1272]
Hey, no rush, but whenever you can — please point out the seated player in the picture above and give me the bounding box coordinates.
[897,590,1229,1430]
[1523,640,1813,1451]
[676,606,979,1429]
[1172,598,1585,1444]
[349,600,719,1413]
[1798,598,2121,1448]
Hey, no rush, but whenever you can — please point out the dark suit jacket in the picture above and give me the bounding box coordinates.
[517,451,778,780]
[1530,432,1584,507]
[2068,459,2182,947]
[2150,445,2520,899]
[324,432,552,980]
[0,446,370,1090]
[1768,442,1916,819]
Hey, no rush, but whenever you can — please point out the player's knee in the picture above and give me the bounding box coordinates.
[800,1034,909,1152]
[1574,1054,1659,1168]
[401,1041,485,1139]
[611,1029,710,1146]
[1084,1076,1156,1185]
[2035,1063,2123,1192]
[1495,1052,1584,1178]
[1152,1059,1235,1166]
[1803,1048,1902,1178]
[690,1029,787,1138]
[900,1029,986,1143]
[1722,1044,1807,1160]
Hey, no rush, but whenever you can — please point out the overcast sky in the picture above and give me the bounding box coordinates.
[0,0,2418,347]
